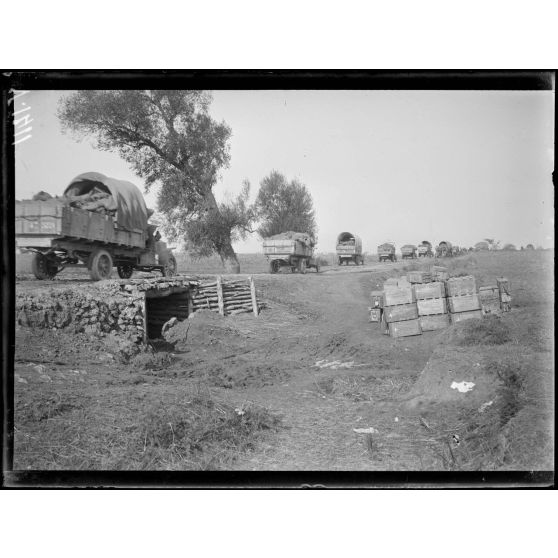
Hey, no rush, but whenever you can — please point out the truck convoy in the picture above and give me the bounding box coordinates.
[263,231,320,273]
[336,231,364,265]
[377,242,397,262]
[15,172,177,281]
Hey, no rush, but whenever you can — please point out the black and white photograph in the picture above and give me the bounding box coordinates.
[2,72,555,486]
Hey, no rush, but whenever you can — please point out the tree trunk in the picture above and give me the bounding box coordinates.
[205,190,241,274]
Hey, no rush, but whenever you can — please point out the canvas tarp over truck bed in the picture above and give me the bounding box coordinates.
[336,232,362,253]
[64,172,148,233]
[16,173,149,250]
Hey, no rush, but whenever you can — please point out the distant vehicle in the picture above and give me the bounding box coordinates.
[474,241,490,251]
[336,231,364,265]
[436,241,453,257]
[378,242,397,262]
[525,244,535,250]
[263,231,320,273]
[15,172,176,281]
[401,244,417,259]
[417,240,433,258]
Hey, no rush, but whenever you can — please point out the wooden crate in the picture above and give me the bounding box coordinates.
[446,275,477,296]
[479,285,499,299]
[448,294,481,313]
[479,286,501,316]
[384,303,418,323]
[420,314,450,331]
[383,286,416,306]
[497,277,511,297]
[397,278,413,288]
[450,309,483,323]
[407,271,432,284]
[368,308,382,322]
[414,281,446,300]
[417,297,448,316]
[388,319,422,338]
[370,291,384,308]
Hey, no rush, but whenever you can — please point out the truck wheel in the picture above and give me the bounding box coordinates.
[117,265,134,279]
[270,260,280,273]
[162,255,177,277]
[32,252,58,280]
[89,249,113,280]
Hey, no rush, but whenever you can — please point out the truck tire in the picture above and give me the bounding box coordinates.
[89,249,113,280]
[162,255,177,277]
[117,266,134,279]
[32,252,58,280]
[270,260,280,273]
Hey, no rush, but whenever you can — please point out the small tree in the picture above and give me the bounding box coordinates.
[484,238,501,251]
[503,243,516,251]
[255,171,317,239]
[58,90,253,272]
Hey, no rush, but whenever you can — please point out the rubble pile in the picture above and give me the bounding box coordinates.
[369,266,511,338]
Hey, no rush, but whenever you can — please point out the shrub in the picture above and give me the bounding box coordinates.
[450,316,512,346]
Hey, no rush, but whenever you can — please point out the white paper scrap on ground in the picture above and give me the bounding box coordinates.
[353,427,379,434]
[315,360,355,369]
[451,381,475,393]
[478,400,494,413]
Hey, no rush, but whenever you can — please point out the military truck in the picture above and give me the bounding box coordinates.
[436,240,453,258]
[15,172,177,281]
[401,244,417,259]
[378,242,397,262]
[417,240,433,257]
[336,231,364,265]
[263,231,320,273]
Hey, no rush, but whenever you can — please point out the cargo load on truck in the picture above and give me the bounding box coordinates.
[16,172,176,281]
[336,231,363,265]
[262,231,319,274]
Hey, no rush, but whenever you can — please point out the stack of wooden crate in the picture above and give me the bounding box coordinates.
[370,269,511,337]
[382,283,421,337]
[446,276,482,323]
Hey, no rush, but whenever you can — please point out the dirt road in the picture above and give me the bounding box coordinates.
[212,265,442,470]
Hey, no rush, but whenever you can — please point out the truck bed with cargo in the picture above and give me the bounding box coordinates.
[263,232,319,273]
[16,172,176,281]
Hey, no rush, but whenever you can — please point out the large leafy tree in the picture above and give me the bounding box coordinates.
[58,90,253,271]
[255,171,317,239]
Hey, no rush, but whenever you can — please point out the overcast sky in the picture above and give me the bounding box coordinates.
[15,89,554,252]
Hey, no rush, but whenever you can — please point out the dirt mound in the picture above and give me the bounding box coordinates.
[400,345,502,412]
[441,315,512,346]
